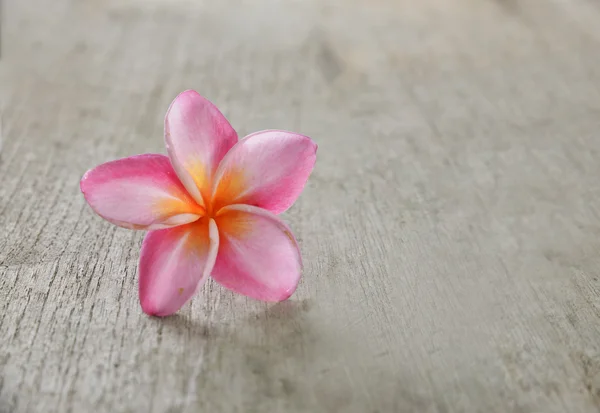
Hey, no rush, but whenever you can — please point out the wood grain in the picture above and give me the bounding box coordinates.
[3,0,600,412]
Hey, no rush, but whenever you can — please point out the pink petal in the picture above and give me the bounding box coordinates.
[139,218,219,317]
[81,154,204,230]
[165,90,238,207]
[211,130,317,214]
[212,204,302,301]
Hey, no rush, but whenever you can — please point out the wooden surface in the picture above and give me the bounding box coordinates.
[3,0,600,412]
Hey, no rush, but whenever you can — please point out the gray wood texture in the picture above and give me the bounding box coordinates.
[3,0,600,411]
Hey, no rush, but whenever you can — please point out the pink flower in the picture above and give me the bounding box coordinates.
[80,90,317,317]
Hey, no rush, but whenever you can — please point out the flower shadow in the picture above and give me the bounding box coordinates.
[149,298,354,410]
[158,298,315,346]
[159,298,317,401]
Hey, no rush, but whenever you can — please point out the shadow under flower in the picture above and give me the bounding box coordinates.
[156,297,319,410]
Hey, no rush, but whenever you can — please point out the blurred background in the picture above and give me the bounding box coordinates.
[3,1,600,412]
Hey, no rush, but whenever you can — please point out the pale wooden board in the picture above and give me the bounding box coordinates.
[3,0,600,412]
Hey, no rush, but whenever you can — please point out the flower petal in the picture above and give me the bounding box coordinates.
[165,90,238,207]
[80,154,203,230]
[139,218,219,317]
[211,130,317,214]
[212,204,302,301]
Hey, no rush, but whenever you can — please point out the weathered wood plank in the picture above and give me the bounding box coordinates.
[3,0,600,412]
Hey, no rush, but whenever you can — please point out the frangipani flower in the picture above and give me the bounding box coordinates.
[80,90,317,317]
